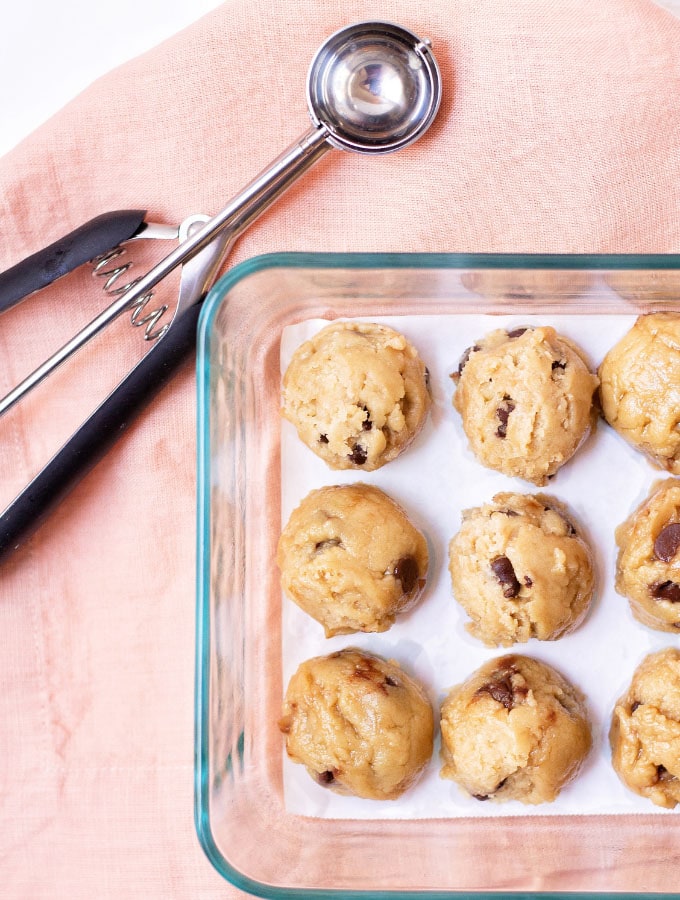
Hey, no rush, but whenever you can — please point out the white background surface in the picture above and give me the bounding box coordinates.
[0,0,223,158]
[0,0,679,159]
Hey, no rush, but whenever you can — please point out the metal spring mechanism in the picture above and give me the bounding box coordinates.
[91,246,170,341]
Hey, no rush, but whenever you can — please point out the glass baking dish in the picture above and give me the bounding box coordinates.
[194,252,680,898]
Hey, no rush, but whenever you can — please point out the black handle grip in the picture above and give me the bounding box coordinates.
[0,301,201,561]
[0,210,147,314]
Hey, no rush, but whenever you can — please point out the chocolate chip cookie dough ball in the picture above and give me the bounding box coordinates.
[452,326,599,485]
[282,321,431,471]
[615,479,680,632]
[599,313,680,474]
[280,649,434,800]
[448,492,595,647]
[440,655,592,804]
[277,484,428,637]
[610,648,680,809]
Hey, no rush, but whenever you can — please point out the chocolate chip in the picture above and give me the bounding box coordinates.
[477,669,516,710]
[319,433,329,443]
[551,360,567,371]
[424,367,431,387]
[476,662,523,711]
[650,581,680,603]
[501,509,519,517]
[317,770,336,785]
[495,395,515,439]
[654,523,680,562]
[631,701,641,713]
[507,327,528,339]
[384,675,399,687]
[393,555,419,595]
[348,444,367,465]
[491,556,521,598]
[488,679,514,709]
[361,406,373,431]
[524,576,533,587]
[656,765,671,782]
[472,793,490,801]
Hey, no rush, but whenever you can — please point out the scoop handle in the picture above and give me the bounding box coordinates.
[0,301,200,561]
[0,210,147,313]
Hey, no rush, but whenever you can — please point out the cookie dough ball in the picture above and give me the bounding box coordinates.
[452,326,599,485]
[599,313,680,474]
[449,492,595,646]
[280,649,434,800]
[615,479,680,632]
[610,648,680,809]
[282,321,431,471]
[440,654,592,804]
[277,484,428,637]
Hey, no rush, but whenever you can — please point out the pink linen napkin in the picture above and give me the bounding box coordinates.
[1,1,679,897]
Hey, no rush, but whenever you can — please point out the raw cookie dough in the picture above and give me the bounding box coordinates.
[277,483,428,637]
[279,648,434,800]
[615,478,680,632]
[448,492,595,646]
[440,654,592,804]
[282,321,431,471]
[599,313,680,474]
[610,647,680,809]
[452,326,599,485]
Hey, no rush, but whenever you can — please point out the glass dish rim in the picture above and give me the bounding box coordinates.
[194,250,680,899]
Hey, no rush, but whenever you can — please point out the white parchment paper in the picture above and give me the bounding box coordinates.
[280,313,676,819]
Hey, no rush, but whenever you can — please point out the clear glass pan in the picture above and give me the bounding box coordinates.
[195,252,680,898]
